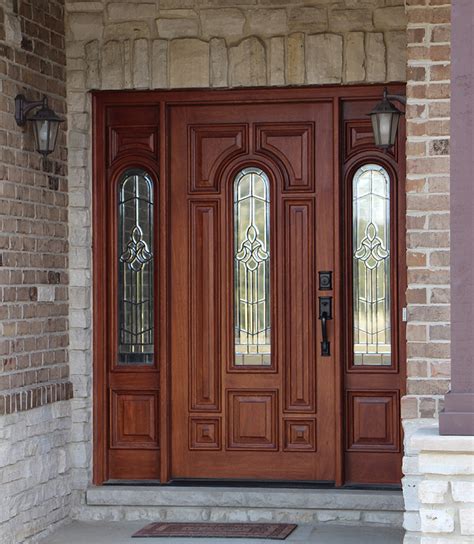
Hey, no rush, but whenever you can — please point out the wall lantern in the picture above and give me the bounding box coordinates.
[369,87,406,150]
[15,94,64,157]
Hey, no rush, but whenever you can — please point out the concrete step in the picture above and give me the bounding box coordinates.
[77,486,404,528]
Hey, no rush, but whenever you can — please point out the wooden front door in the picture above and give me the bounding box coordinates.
[93,85,407,486]
[169,101,336,481]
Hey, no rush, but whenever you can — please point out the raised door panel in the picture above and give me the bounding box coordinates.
[347,391,399,452]
[110,391,159,449]
[283,200,316,413]
[255,123,315,191]
[189,125,247,192]
[189,201,221,412]
[227,390,278,450]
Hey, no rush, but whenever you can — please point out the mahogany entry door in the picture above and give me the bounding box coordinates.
[169,101,336,481]
[93,85,406,486]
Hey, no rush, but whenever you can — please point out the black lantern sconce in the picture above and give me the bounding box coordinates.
[369,87,406,151]
[15,94,64,157]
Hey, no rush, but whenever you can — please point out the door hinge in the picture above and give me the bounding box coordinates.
[402,307,408,322]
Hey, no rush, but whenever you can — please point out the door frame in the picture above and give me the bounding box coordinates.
[92,84,406,486]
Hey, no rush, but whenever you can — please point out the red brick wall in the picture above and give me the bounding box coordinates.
[0,0,71,414]
[403,0,451,420]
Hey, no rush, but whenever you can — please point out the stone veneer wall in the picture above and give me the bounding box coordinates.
[404,427,474,543]
[65,0,409,508]
[0,0,73,542]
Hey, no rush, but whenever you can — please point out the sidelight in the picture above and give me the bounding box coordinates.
[234,168,271,366]
[352,164,391,366]
[118,169,154,364]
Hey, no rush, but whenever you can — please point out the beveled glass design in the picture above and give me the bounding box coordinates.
[234,168,271,366]
[353,164,391,366]
[118,169,154,365]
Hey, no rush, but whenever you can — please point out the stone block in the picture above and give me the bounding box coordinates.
[102,41,123,89]
[152,40,168,89]
[286,33,305,85]
[288,7,327,33]
[365,32,386,82]
[418,480,449,504]
[268,37,285,86]
[133,39,150,89]
[403,476,422,510]
[104,22,150,40]
[344,32,365,83]
[419,453,474,475]
[66,2,104,12]
[404,511,421,532]
[386,31,407,82]
[460,508,474,536]
[170,39,210,88]
[330,9,374,32]
[68,13,104,42]
[248,9,287,36]
[157,18,199,39]
[420,508,455,533]
[210,38,228,88]
[229,37,266,87]
[451,481,474,503]
[306,33,343,84]
[374,7,407,30]
[200,9,245,40]
[85,41,100,89]
[107,3,156,22]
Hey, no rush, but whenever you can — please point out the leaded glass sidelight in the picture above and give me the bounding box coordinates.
[118,169,154,364]
[353,164,391,366]
[234,168,271,366]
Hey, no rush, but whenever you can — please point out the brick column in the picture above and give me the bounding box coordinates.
[439,0,474,435]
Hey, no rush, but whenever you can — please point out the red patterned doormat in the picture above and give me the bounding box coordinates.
[132,522,297,539]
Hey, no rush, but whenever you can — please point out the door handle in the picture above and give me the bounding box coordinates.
[319,296,332,357]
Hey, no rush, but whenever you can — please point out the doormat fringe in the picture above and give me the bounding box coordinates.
[132,522,297,539]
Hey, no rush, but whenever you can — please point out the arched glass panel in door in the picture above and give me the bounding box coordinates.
[118,169,154,364]
[352,164,391,366]
[234,168,271,366]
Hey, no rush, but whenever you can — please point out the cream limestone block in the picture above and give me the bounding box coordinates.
[133,39,150,89]
[210,38,228,88]
[66,2,104,12]
[200,9,245,40]
[451,481,474,502]
[420,508,455,533]
[365,32,386,83]
[247,9,287,37]
[85,41,99,89]
[68,13,104,42]
[288,7,327,33]
[268,37,285,86]
[229,37,266,87]
[286,33,305,85]
[102,41,123,89]
[152,40,169,89]
[107,3,156,22]
[460,508,474,536]
[418,480,449,504]
[386,31,407,82]
[344,32,365,83]
[170,39,210,88]
[305,33,343,84]
[104,22,150,41]
[156,18,199,39]
[330,9,374,32]
[374,7,408,31]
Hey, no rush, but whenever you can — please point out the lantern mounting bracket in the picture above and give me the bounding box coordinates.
[15,94,47,127]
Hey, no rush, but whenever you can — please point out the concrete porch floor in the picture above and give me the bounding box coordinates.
[45,521,404,543]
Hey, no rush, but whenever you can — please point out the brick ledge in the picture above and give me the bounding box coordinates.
[0,381,73,415]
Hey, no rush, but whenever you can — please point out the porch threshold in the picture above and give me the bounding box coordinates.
[82,486,404,528]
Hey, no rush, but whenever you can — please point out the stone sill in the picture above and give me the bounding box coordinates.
[410,426,474,453]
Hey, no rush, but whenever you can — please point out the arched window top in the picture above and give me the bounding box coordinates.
[352,163,391,366]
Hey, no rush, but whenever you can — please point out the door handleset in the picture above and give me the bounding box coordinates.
[318,296,332,357]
